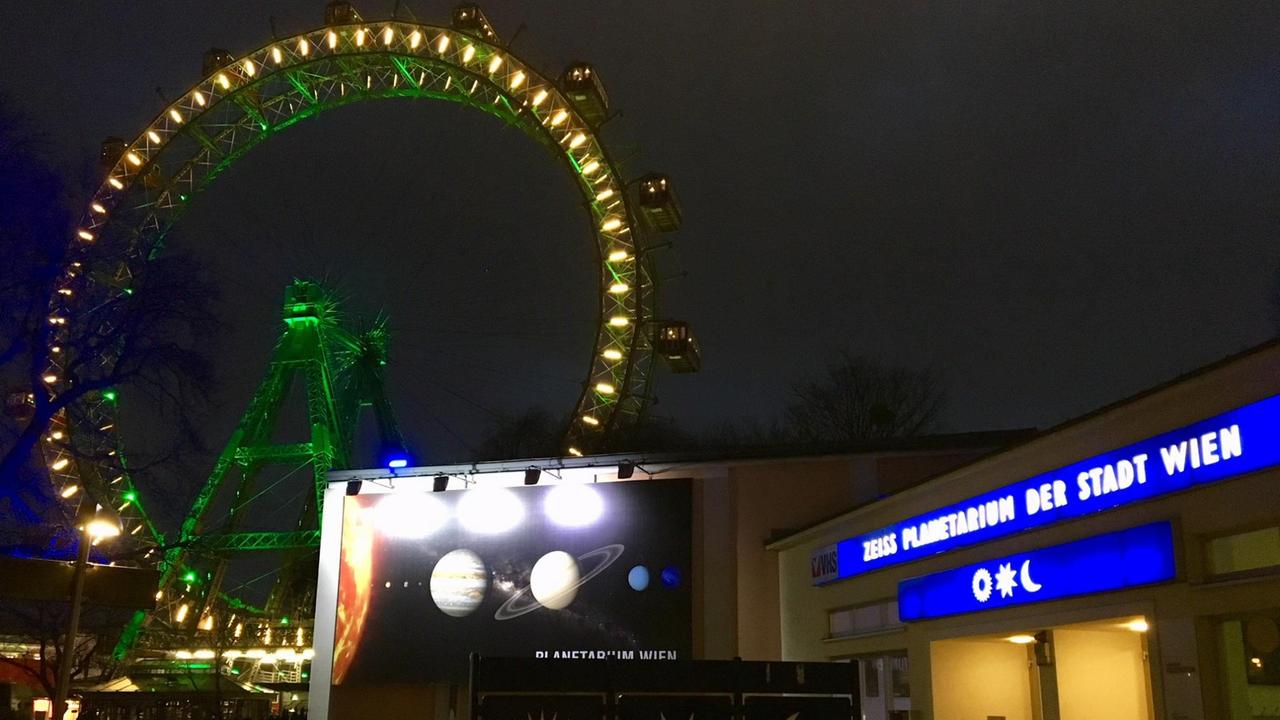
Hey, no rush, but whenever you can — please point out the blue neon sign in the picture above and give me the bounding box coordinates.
[811,394,1280,585]
[897,522,1175,621]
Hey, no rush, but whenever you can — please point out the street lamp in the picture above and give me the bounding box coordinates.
[52,503,121,720]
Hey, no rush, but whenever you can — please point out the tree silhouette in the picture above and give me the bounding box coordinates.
[783,352,946,442]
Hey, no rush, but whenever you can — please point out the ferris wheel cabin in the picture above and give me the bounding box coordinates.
[201,47,235,76]
[561,63,610,127]
[324,1,363,25]
[656,322,701,373]
[638,173,683,232]
[453,5,500,43]
[99,137,126,167]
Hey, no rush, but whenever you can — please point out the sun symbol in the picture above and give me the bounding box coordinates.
[972,567,993,603]
[995,562,1019,598]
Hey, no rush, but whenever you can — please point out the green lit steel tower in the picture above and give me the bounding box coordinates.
[117,280,405,659]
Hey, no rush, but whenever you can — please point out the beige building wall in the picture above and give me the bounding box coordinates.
[931,639,1033,720]
[772,342,1280,720]
[1054,627,1150,720]
[720,447,1008,660]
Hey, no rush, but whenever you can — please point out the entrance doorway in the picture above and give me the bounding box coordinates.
[930,616,1153,720]
[856,654,911,720]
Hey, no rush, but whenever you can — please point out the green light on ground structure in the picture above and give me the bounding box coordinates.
[281,616,289,625]
[123,491,137,502]
[102,389,117,402]
[182,570,198,583]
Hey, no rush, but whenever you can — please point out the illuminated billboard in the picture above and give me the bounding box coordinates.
[331,478,692,685]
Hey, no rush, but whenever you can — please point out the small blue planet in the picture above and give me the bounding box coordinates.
[660,566,681,588]
[628,565,650,591]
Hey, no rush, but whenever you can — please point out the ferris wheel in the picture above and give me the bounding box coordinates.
[37,2,699,621]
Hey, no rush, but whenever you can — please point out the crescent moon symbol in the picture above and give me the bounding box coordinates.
[1020,560,1042,593]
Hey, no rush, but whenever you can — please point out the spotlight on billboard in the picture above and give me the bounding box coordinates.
[458,487,524,534]
[544,484,604,527]
[377,493,449,539]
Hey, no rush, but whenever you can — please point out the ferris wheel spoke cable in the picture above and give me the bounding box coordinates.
[219,560,300,599]
[403,373,502,420]
[411,358,583,400]
[418,346,582,387]
[398,383,479,457]
[204,459,312,530]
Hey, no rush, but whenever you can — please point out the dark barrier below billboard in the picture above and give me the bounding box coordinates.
[333,478,692,685]
[471,656,860,720]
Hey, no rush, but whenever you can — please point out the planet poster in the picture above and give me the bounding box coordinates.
[332,478,693,684]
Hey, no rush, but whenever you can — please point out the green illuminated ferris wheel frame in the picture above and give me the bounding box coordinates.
[40,7,679,554]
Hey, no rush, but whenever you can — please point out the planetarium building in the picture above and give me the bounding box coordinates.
[770,340,1280,720]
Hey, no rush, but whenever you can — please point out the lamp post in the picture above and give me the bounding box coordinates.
[52,503,120,720]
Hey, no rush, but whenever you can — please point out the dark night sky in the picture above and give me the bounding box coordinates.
[2,2,1278,465]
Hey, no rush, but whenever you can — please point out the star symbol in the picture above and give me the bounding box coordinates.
[994,562,1018,598]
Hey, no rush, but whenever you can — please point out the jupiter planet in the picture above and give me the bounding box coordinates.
[430,549,489,617]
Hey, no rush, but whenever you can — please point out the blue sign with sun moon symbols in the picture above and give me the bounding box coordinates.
[897,521,1175,621]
